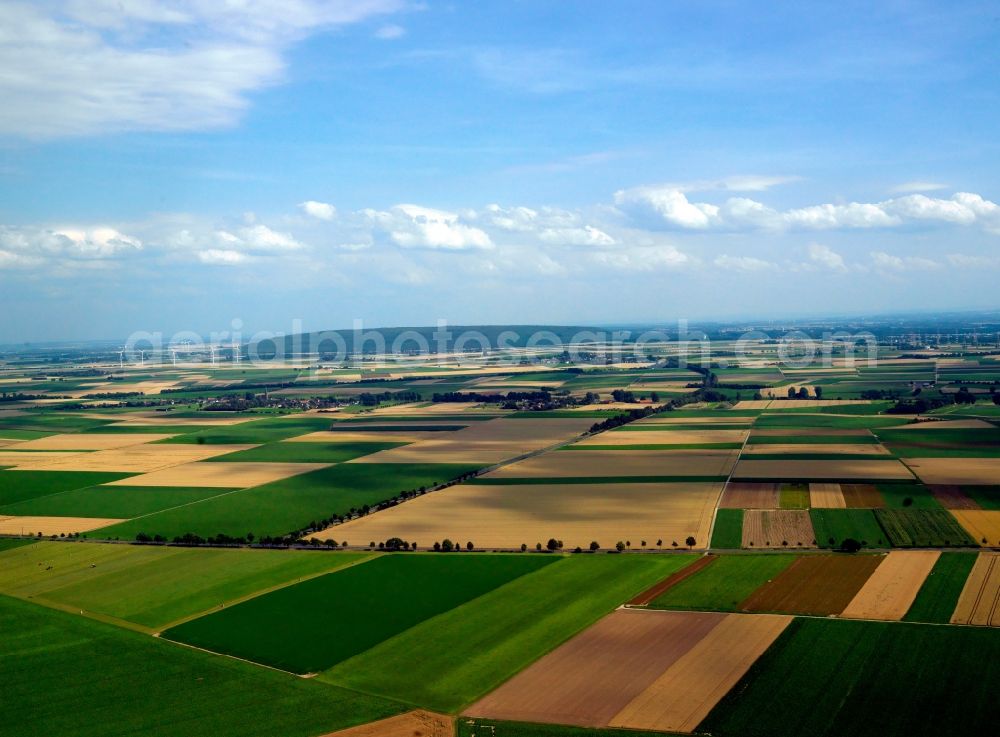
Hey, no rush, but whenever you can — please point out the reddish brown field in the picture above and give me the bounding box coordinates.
[929,485,981,510]
[841,483,886,508]
[740,554,884,615]
[626,556,717,606]
[321,711,452,737]
[463,609,724,728]
[741,510,817,548]
[719,483,780,509]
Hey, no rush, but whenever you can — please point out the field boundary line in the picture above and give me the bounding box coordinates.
[10,593,154,635]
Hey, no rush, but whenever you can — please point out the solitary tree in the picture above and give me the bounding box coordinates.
[685,536,696,549]
[466,541,474,551]
[615,541,626,552]
[589,541,601,551]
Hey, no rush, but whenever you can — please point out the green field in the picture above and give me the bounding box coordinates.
[648,554,798,612]
[563,443,743,451]
[0,538,35,553]
[754,415,904,429]
[749,434,877,444]
[0,485,235,518]
[0,595,403,737]
[875,509,977,547]
[469,475,729,485]
[96,462,480,540]
[0,541,370,629]
[903,552,978,623]
[710,509,744,548]
[0,470,135,505]
[965,486,1000,509]
[698,617,1000,737]
[876,428,1000,457]
[205,440,405,463]
[779,484,810,508]
[877,483,942,510]
[322,554,696,712]
[810,509,889,548]
[165,553,555,674]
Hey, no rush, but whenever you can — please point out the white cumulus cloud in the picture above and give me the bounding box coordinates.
[368,204,494,250]
[807,243,847,271]
[299,200,337,221]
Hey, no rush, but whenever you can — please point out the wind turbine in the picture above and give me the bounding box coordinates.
[232,340,241,365]
[171,349,178,366]
[138,350,146,367]
[209,346,217,366]
[117,347,125,368]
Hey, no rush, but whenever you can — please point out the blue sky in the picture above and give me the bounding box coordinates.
[0,0,998,341]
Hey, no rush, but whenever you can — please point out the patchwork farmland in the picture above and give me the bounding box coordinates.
[2,326,1000,736]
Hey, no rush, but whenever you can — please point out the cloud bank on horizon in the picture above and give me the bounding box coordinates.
[0,0,997,340]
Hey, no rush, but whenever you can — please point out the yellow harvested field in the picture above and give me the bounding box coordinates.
[885,419,996,430]
[809,483,846,508]
[106,461,328,488]
[951,553,1000,626]
[609,613,792,733]
[841,551,940,621]
[950,510,1000,547]
[0,451,83,466]
[574,429,748,446]
[734,459,914,481]
[905,458,1000,486]
[312,482,722,550]
[71,380,178,397]
[635,416,755,425]
[0,516,124,535]
[484,450,739,479]
[743,443,889,456]
[356,402,499,416]
[5,433,174,451]
[284,430,432,444]
[732,400,772,409]
[349,418,592,465]
[742,510,817,548]
[7,444,256,473]
[320,710,452,737]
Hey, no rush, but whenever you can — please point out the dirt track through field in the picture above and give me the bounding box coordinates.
[320,710,452,737]
[463,609,724,728]
[810,483,846,508]
[719,483,779,509]
[951,553,1000,626]
[741,554,884,615]
[626,556,717,606]
[609,613,793,733]
[741,510,817,548]
[840,551,940,621]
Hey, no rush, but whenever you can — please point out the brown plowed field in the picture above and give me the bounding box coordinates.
[905,457,1000,486]
[719,483,780,509]
[733,459,913,481]
[741,510,817,548]
[929,485,981,510]
[321,710,452,737]
[840,551,940,621]
[740,554,884,615]
[751,428,873,438]
[463,609,724,728]
[626,556,717,606]
[951,553,1000,626]
[483,450,738,479]
[810,483,846,508]
[841,483,886,508]
[609,613,793,733]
